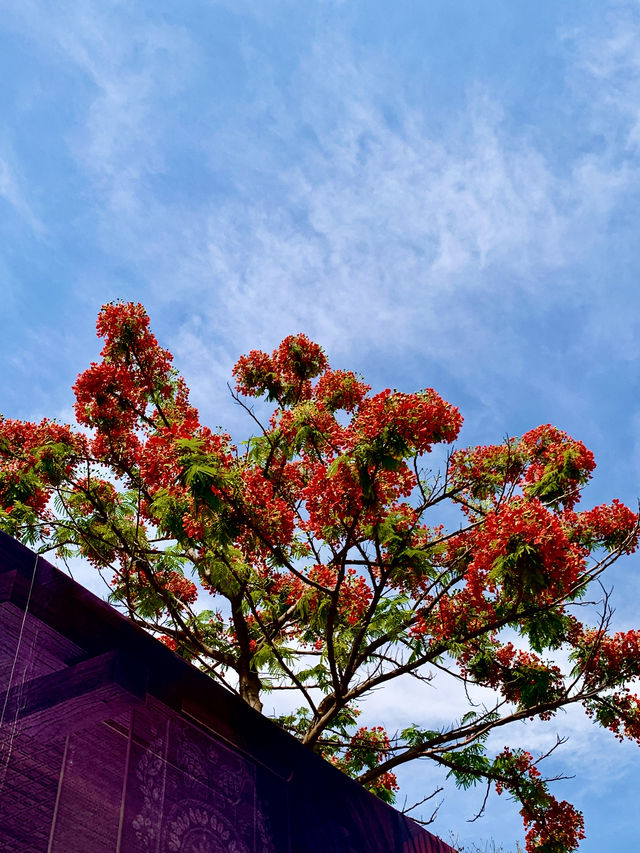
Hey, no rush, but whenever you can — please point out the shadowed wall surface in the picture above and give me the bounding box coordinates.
[0,533,456,853]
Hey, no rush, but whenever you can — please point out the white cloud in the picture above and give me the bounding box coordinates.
[137,29,640,396]
[0,155,44,234]
[5,0,638,422]
[565,2,640,154]
[0,0,194,219]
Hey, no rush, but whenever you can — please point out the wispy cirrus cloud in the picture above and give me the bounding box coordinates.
[2,1,634,382]
[0,4,635,424]
[565,1,640,153]
[1,0,638,461]
[0,154,44,235]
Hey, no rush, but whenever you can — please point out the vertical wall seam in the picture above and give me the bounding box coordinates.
[116,709,134,853]
[47,734,70,853]
[154,716,171,853]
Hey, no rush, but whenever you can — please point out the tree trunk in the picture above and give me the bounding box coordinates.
[239,667,263,712]
[230,595,263,712]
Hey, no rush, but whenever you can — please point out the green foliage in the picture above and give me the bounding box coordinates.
[521,610,568,653]
[490,538,547,596]
[444,743,492,790]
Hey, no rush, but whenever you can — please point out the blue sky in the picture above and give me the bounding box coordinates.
[2,1,640,849]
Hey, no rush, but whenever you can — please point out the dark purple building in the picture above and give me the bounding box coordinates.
[0,532,456,852]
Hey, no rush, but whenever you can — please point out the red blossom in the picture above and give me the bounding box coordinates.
[565,499,639,554]
[466,498,587,604]
[520,424,595,510]
[495,748,585,853]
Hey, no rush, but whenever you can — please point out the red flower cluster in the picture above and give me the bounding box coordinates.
[271,563,373,634]
[312,369,370,413]
[520,424,595,510]
[580,628,640,688]
[337,726,399,799]
[233,333,327,403]
[74,303,174,451]
[239,468,295,551]
[349,388,462,454]
[495,748,585,853]
[449,439,523,504]
[594,692,640,743]
[463,642,563,712]
[565,499,639,554]
[466,498,587,604]
[181,511,205,540]
[0,417,86,512]
[141,569,198,605]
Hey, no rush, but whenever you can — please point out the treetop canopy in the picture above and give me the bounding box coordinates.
[1,301,639,853]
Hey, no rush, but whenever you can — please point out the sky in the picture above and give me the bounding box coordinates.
[1,1,640,849]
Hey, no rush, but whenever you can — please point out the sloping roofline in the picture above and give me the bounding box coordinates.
[0,531,456,853]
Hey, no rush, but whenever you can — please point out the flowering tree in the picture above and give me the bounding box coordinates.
[2,302,639,852]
